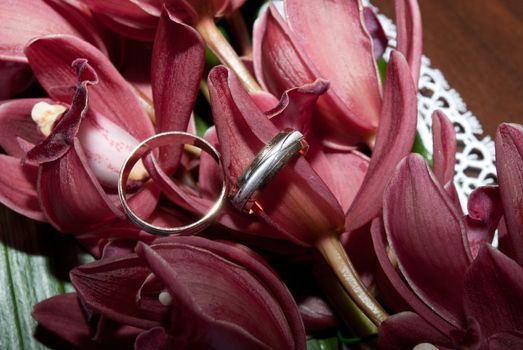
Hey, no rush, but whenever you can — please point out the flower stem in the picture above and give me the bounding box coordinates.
[315,235,388,327]
[196,17,261,93]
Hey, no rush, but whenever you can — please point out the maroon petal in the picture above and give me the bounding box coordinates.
[345,51,417,232]
[379,312,452,350]
[395,0,423,86]
[0,155,44,221]
[151,6,205,171]
[71,254,157,329]
[26,59,97,164]
[463,245,523,337]
[32,293,96,349]
[464,186,503,258]
[0,98,49,158]
[267,79,329,135]
[0,61,34,99]
[495,123,523,265]
[135,327,172,350]
[285,0,381,130]
[431,110,456,186]
[363,7,388,59]
[488,332,523,350]
[38,140,124,233]
[370,217,455,334]
[384,154,470,328]
[25,34,154,140]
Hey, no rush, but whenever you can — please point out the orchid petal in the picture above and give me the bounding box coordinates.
[431,110,456,186]
[38,140,124,233]
[26,59,96,164]
[463,245,523,337]
[151,6,205,171]
[488,332,523,350]
[495,123,523,265]
[137,241,302,349]
[32,293,96,349]
[464,186,502,258]
[209,66,345,245]
[345,51,417,232]
[384,154,470,328]
[0,61,34,99]
[363,7,388,59]
[370,218,455,334]
[379,312,452,350]
[253,6,376,145]
[285,0,381,129]
[0,98,49,158]
[25,35,154,140]
[0,155,44,221]
[395,0,422,86]
[267,79,329,135]
[135,327,172,350]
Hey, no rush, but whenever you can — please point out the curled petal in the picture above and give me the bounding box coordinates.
[431,110,456,186]
[463,245,523,337]
[379,312,452,350]
[384,154,470,328]
[25,35,154,140]
[395,0,422,86]
[495,123,523,265]
[38,140,124,233]
[345,51,417,232]
[151,6,205,171]
[464,186,502,258]
[0,155,44,221]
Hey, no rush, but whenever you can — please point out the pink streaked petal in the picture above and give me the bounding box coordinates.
[267,79,329,135]
[464,186,503,258]
[0,155,44,221]
[495,123,523,265]
[254,6,375,145]
[25,35,154,140]
[82,0,160,22]
[384,154,471,328]
[464,245,523,337]
[379,311,452,350]
[0,98,49,158]
[26,59,97,164]
[432,110,456,186]
[38,140,124,233]
[345,51,417,232]
[370,218,455,334]
[151,6,205,171]
[285,0,381,127]
[497,217,515,260]
[445,182,463,216]
[395,0,422,86]
[363,7,388,59]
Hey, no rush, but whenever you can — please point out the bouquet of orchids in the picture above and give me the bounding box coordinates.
[1,0,522,349]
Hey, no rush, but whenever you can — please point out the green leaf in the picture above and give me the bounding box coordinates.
[0,206,76,349]
[412,131,433,167]
[307,336,339,350]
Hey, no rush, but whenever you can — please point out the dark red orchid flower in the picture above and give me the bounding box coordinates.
[33,236,306,349]
[253,0,422,147]
[0,6,205,240]
[371,120,523,348]
[80,0,246,41]
[0,0,110,99]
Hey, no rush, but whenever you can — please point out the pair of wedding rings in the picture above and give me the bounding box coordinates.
[118,130,308,236]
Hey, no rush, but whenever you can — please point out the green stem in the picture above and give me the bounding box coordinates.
[315,235,388,327]
[196,17,261,93]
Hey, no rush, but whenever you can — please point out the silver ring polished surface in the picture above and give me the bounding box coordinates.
[118,131,227,236]
[230,130,308,213]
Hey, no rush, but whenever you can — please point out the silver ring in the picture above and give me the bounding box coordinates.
[118,131,227,236]
[230,130,308,213]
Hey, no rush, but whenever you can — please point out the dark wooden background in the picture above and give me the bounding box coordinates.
[374,0,523,138]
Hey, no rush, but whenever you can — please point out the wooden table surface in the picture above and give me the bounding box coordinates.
[373,0,523,138]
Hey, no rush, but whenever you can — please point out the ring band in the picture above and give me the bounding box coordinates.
[230,130,308,213]
[118,131,227,236]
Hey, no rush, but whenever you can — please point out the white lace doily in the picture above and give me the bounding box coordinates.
[367,2,498,211]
